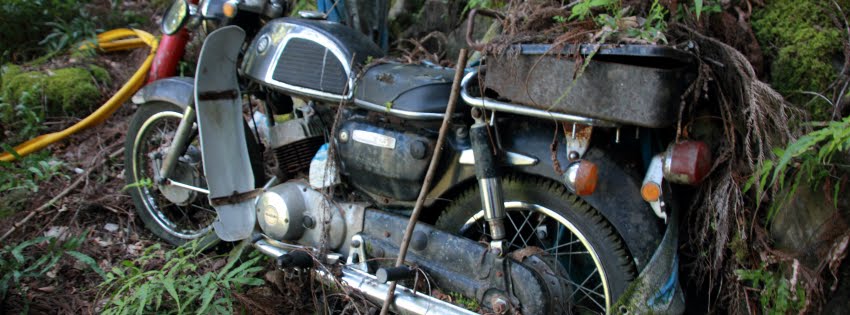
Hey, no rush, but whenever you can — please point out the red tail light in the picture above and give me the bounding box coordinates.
[663,141,712,185]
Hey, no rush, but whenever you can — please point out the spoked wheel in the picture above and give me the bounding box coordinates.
[436,175,636,314]
[125,102,219,246]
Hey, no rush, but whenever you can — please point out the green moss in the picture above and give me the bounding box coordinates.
[1,65,110,116]
[730,231,748,265]
[1,64,110,146]
[752,0,849,120]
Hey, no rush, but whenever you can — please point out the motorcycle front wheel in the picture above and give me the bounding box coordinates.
[124,102,263,246]
[436,174,636,314]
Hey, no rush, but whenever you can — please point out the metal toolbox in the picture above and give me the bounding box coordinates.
[480,44,695,128]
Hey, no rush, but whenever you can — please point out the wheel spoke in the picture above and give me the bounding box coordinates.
[574,282,605,309]
[443,198,618,314]
[191,203,216,215]
[543,239,582,253]
[508,212,533,248]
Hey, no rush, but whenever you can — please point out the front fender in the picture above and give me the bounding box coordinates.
[131,76,195,108]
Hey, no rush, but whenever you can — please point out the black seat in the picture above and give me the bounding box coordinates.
[355,63,464,116]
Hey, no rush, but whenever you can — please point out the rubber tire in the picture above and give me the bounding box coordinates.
[435,174,636,312]
[124,102,265,246]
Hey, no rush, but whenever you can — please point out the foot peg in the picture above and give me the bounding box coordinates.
[276,251,313,269]
[376,266,415,284]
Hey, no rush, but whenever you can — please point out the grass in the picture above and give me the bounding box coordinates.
[99,240,267,315]
[0,232,103,312]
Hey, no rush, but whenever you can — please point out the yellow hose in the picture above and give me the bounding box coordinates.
[0,29,158,162]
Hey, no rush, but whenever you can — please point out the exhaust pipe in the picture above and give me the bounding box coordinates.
[253,239,476,315]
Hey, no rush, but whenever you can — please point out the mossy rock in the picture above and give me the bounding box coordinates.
[752,0,849,120]
[1,64,110,145]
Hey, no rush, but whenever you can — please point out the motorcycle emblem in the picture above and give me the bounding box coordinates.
[352,130,396,149]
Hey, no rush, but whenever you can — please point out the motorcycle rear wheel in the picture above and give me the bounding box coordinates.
[436,174,635,314]
[124,102,263,246]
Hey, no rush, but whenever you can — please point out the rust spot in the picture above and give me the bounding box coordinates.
[198,89,238,101]
[210,189,262,206]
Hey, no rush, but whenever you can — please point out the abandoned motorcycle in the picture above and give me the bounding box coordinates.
[124,1,709,314]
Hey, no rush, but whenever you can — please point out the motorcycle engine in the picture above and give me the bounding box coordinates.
[268,104,325,180]
[335,117,436,202]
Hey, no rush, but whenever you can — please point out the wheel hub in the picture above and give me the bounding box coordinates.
[156,149,202,206]
[511,247,574,310]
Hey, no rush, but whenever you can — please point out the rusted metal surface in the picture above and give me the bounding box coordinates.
[197,89,239,101]
[482,45,695,128]
[209,189,262,206]
[565,123,593,161]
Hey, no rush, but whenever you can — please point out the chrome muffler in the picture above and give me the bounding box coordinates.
[252,238,476,315]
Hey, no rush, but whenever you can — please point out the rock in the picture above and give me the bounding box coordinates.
[104,223,119,232]
[44,226,70,241]
[769,182,849,269]
[1,64,111,144]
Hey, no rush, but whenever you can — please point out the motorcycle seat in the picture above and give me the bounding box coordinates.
[354,63,466,119]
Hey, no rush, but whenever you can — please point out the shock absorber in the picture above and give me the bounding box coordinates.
[469,107,508,256]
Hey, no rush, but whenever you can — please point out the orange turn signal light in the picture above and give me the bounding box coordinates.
[223,1,238,18]
[564,160,598,196]
[641,182,661,202]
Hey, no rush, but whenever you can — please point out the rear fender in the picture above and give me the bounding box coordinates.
[496,120,663,270]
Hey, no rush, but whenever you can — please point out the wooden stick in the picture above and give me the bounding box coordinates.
[379,49,469,315]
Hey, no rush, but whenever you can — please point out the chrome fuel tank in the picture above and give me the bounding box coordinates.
[241,18,384,102]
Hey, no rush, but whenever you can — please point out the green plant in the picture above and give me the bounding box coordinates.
[570,0,618,21]
[752,0,846,120]
[0,0,92,62]
[552,15,568,24]
[39,11,103,55]
[99,240,267,314]
[449,292,480,311]
[745,116,850,222]
[0,85,45,145]
[122,177,154,191]
[631,0,668,44]
[0,233,103,311]
[464,0,506,14]
[735,266,806,314]
[0,147,68,193]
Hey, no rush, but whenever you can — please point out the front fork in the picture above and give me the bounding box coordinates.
[469,108,509,255]
[157,105,196,183]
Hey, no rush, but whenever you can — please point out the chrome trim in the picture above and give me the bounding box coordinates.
[159,106,196,181]
[242,20,355,102]
[458,149,539,166]
[478,178,506,240]
[353,99,446,120]
[460,70,619,127]
[254,238,288,257]
[563,162,580,193]
[347,234,369,272]
[253,239,476,315]
[166,179,210,195]
[329,267,477,315]
[298,10,325,19]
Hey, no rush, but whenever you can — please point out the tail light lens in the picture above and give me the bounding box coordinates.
[663,141,712,185]
[564,160,598,196]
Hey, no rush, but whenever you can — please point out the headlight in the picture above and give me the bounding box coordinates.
[162,0,191,35]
